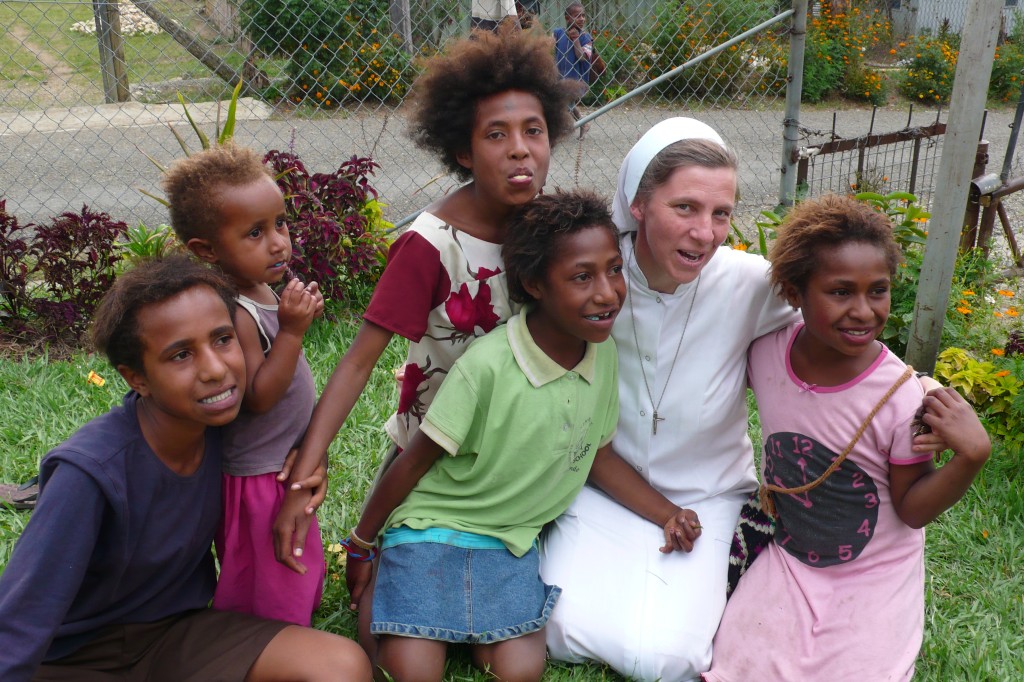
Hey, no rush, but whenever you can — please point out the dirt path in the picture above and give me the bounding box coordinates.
[8,25,90,108]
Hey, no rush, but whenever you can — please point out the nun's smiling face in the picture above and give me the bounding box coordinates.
[630,164,737,293]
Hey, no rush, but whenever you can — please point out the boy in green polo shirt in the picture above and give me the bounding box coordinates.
[340,190,703,682]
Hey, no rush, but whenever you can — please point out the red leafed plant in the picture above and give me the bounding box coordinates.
[263,151,390,309]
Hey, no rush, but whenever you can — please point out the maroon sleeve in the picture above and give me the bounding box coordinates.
[364,230,452,342]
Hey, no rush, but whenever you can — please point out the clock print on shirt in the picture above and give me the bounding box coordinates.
[763,431,880,567]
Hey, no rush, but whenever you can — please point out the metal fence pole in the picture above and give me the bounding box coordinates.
[906,0,1002,372]
[778,0,807,211]
[92,0,130,103]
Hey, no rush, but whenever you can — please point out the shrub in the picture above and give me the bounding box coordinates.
[30,207,127,341]
[801,29,846,102]
[843,62,888,106]
[642,0,779,100]
[244,0,413,107]
[0,200,31,324]
[898,35,957,104]
[800,2,892,103]
[990,41,1024,103]
[934,347,1024,452]
[0,204,127,345]
[264,151,390,309]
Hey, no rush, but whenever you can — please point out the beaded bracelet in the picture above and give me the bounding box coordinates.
[339,537,378,562]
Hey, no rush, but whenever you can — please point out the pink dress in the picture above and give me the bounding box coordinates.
[213,295,324,626]
[705,324,931,682]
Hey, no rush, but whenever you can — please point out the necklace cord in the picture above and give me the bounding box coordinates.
[626,244,701,434]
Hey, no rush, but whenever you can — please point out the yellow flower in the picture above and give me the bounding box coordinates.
[732,243,748,251]
[962,290,975,296]
[87,370,105,387]
[992,348,1006,356]
[982,529,990,539]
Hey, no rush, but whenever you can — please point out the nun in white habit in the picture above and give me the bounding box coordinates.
[540,118,798,681]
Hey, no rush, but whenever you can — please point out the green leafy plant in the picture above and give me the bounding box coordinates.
[898,35,957,105]
[934,347,1024,451]
[245,0,412,107]
[725,208,780,255]
[989,40,1024,103]
[116,223,182,267]
[140,79,245,207]
[643,0,771,100]
[854,191,929,247]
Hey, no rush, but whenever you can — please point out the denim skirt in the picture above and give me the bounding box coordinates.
[370,527,561,644]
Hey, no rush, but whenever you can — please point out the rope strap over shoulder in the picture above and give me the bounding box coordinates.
[759,366,915,519]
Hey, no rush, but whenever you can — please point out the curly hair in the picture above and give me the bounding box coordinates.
[92,254,236,373]
[162,143,273,243]
[769,194,904,293]
[408,25,574,181]
[503,189,618,303]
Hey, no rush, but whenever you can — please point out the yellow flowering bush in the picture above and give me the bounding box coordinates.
[898,34,957,104]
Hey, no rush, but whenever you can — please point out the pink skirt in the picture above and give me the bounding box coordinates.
[214,472,325,626]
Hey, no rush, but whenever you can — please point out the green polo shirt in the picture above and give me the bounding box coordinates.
[385,309,619,557]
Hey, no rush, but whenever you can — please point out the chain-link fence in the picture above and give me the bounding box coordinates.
[1,0,1019,234]
[0,0,800,231]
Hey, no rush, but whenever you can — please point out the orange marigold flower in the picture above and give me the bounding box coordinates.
[733,243,748,251]
[997,289,1014,297]
[1007,307,1020,317]
[962,290,975,296]
[996,370,1011,378]
[995,311,1005,318]
[992,348,1006,356]
[956,306,972,315]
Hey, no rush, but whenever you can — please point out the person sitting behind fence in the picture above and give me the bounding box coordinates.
[553,2,593,132]
[0,255,371,682]
[163,142,327,627]
[705,194,990,681]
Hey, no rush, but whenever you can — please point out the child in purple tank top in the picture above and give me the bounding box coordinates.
[164,144,326,626]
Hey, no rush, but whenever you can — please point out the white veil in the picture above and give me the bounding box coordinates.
[610,117,726,234]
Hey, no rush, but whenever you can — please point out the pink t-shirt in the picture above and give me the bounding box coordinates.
[706,323,931,682]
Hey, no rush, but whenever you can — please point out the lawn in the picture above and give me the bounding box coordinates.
[0,0,247,109]
[1,305,1021,680]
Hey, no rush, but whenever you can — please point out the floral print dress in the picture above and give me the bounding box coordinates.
[363,212,518,450]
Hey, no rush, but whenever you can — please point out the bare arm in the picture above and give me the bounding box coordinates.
[346,430,446,608]
[240,280,320,414]
[588,443,702,552]
[890,388,990,529]
[272,319,394,572]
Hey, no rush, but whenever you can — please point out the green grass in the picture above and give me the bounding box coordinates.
[1,311,1022,680]
[1,0,252,109]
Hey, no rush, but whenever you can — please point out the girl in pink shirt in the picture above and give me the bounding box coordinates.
[706,194,990,682]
